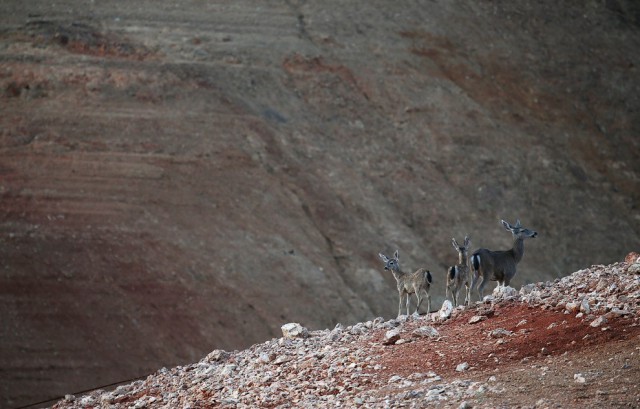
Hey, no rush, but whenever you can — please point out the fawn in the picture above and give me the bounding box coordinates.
[447,236,471,307]
[378,250,432,318]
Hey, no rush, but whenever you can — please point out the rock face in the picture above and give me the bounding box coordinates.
[1,1,639,407]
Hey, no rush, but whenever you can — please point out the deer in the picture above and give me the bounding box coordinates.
[446,236,471,308]
[469,219,538,302]
[378,250,432,318]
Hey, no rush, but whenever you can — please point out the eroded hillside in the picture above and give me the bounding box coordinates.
[1,1,639,407]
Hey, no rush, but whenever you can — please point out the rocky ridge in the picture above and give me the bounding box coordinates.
[52,255,640,408]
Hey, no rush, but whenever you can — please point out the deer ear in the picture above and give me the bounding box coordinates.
[515,219,522,228]
[379,253,389,262]
[464,236,471,247]
[394,250,399,259]
[501,220,511,230]
[452,238,459,250]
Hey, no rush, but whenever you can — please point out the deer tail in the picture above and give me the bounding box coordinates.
[448,266,457,280]
[425,270,433,284]
[471,254,480,272]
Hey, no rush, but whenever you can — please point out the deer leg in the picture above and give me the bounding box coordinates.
[398,291,404,317]
[406,292,411,316]
[415,287,426,316]
[464,283,470,306]
[477,275,486,300]
[469,272,479,303]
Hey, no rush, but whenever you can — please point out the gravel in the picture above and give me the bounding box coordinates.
[52,257,640,408]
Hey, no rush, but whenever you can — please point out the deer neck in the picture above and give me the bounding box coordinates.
[458,252,467,265]
[512,237,525,264]
[391,267,406,281]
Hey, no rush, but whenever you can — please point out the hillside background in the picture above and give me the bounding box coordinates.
[1,1,639,407]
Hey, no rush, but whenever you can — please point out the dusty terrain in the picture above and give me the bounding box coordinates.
[51,258,640,408]
[1,1,640,408]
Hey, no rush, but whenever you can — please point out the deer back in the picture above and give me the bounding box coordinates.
[474,248,517,281]
[410,268,431,291]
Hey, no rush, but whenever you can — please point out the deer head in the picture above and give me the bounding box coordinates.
[378,250,400,272]
[502,219,538,239]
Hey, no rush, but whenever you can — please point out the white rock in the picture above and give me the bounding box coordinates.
[195,364,216,378]
[80,396,96,406]
[565,301,579,313]
[456,362,469,372]
[520,283,536,295]
[580,298,591,314]
[469,315,487,324]
[205,349,229,362]
[220,364,237,376]
[590,316,608,328]
[574,373,586,383]
[596,279,608,292]
[281,323,309,339]
[114,385,130,396]
[383,328,401,345]
[493,285,518,299]
[413,326,440,338]
[610,307,631,316]
[133,399,147,409]
[489,328,512,338]
[439,300,453,320]
[258,352,274,364]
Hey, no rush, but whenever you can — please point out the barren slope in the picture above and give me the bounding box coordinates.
[50,258,640,408]
[1,1,639,407]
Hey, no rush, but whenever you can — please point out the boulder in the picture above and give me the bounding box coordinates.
[439,300,454,320]
[281,323,309,339]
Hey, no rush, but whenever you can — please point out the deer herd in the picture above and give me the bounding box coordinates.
[378,219,538,318]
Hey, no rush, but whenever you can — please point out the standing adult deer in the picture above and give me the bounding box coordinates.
[469,219,537,302]
[447,236,471,308]
[378,250,432,318]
